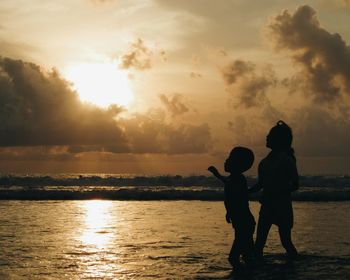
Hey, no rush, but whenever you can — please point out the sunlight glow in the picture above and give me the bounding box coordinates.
[64,62,134,108]
[80,200,114,249]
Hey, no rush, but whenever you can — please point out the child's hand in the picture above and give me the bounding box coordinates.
[208,166,218,174]
[225,213,231,224]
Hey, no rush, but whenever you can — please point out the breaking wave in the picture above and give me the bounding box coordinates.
[0,174,350,200]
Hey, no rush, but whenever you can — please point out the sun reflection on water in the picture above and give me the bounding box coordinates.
[80,200,114,249]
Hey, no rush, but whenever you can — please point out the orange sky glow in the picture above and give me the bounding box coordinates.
[1,0,350,174]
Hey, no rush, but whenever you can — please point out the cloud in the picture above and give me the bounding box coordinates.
[159,49,167,62]
[190,72,202,79]
[0,146,73,161]
[119,38,152,70]
[340,0,350,5]
[267,5,350,103]
[153,0,277,50]
[219,5,350,159]
[0,40,38,61]
[218,49,228,57]
[120,111,212,154]
[222,60,255,85]
[0,56,128,149]
[221,60,277,107]
[90,0,111,5]
[225,103,350,158]
[0,56,212,156]
[292,106,350,157]
[159,94,189,116]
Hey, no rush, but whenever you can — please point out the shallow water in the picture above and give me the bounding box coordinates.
[0,201,349,279]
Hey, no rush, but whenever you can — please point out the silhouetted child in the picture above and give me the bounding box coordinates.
[208,147,256,270]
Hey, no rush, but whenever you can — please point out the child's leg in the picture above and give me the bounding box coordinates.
[242,224,255,266]
[228,228,241,267]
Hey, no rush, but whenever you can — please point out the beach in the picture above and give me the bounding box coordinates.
[1,200,349,279]
[1,1,350,279]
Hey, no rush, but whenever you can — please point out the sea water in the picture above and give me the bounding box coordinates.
[1,174,350,200]
[0,201,349,279]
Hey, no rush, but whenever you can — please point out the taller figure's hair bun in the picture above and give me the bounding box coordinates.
[277,120,287,126]
[269,120,293,149]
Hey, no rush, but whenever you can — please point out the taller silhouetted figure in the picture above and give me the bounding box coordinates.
[250,120,299,259]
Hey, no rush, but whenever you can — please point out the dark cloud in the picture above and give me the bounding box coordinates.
[221,60,277,107]
[119,38,152,70]
[280,76,304,95]
[71,111,212,155]
[220,5,350,160]
[225,104,350,158]
[268,5,350,103]
[0,56,212,156]
[120,112,212,154]
[159,94,189,116]
[292,106,350,157]
[0,146,73,161]
[225,101,285,151]
[0,56,128,149]
[221,60,255,85]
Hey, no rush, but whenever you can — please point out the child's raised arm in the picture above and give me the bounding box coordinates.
[208,166,227,184]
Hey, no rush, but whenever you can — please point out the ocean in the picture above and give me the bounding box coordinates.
[1,174,350,201]
[0,174,350,279]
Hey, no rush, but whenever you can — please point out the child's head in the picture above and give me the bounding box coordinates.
[224,147,254,174]
[266,120,293,150]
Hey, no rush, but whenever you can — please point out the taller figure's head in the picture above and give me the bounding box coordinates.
[266,120,293,151]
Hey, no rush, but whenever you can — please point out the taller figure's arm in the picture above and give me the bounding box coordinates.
[248,162,263,193]
[287,158,299,192]
[248,183,263,193]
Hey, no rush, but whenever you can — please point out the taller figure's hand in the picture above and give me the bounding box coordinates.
[225,212,231,224]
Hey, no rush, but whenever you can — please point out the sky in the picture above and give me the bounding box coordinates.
[0,0,350,175]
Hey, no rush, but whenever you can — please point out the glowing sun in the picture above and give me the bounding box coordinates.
[64,62,133,108]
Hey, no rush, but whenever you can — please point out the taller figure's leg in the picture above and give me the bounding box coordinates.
[255,207,272,258]
[229,238,239,266]
[278,226,298,258]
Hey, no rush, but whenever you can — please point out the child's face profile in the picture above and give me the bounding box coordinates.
[224,157,234,173]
